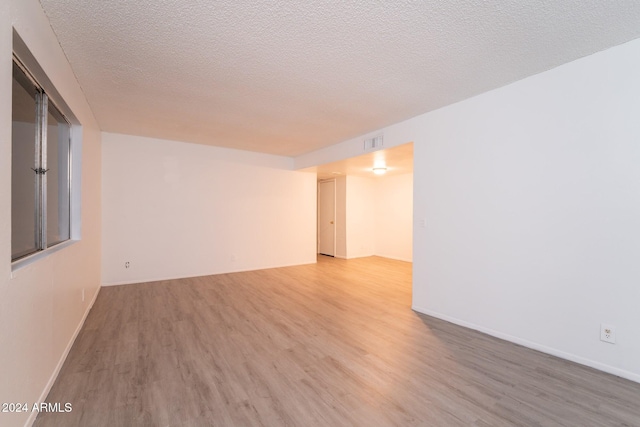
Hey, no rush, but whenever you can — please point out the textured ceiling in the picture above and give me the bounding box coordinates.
[39,0,640,157]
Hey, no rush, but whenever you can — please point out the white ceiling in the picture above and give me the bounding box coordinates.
[39,0,640,157]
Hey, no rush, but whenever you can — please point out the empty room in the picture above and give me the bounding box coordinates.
[2,1,640,426]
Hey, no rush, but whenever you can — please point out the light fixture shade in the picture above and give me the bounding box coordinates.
[373,167,387,175]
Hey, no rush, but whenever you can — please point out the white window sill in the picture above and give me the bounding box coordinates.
[11,239,78,277]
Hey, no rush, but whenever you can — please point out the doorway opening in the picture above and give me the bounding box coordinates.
[314,142,413,263]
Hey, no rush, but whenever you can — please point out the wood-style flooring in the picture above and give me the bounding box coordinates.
[35,256,640,426]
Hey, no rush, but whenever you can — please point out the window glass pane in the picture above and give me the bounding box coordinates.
[11,62,38,260]
[46,101,71,247]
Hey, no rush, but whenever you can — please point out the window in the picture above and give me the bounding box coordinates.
[12,57,72,261]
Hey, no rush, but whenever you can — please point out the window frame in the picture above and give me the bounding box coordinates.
[11,30,81,270]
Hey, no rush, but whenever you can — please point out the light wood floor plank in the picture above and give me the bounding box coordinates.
[34,256,640,426]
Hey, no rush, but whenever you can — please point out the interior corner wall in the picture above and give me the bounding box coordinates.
[374,173,413,262]
[0,1,102,426]
[411,38,640,382]
[101,133,317,285]
[329,174,412,261]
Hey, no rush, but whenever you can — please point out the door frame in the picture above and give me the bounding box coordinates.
[317,179,336,256]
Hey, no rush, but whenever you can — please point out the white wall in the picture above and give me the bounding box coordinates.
[102,132,317,285]
[0,1,102,426]
[374,173,413,262]
[298,38,640,382]
[328,174,413,261]
[345,176,375,258]
[334,177,347,258]
[411,38,640,382]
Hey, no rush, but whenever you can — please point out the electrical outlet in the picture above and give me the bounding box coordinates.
[600,324,616,344]
[125,261,130,269]
[419,218,427,228]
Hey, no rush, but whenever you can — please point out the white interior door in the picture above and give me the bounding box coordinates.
[318,180,335,256]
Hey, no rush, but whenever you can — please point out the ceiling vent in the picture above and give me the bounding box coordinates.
[363,135,383,151]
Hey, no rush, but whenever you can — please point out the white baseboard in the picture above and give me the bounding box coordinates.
[344,253,375,260]
[101,260,318,286]
[25,287,101,427]
[318,254,411,262]
[374,254,412,263]
[412,305,640,385]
